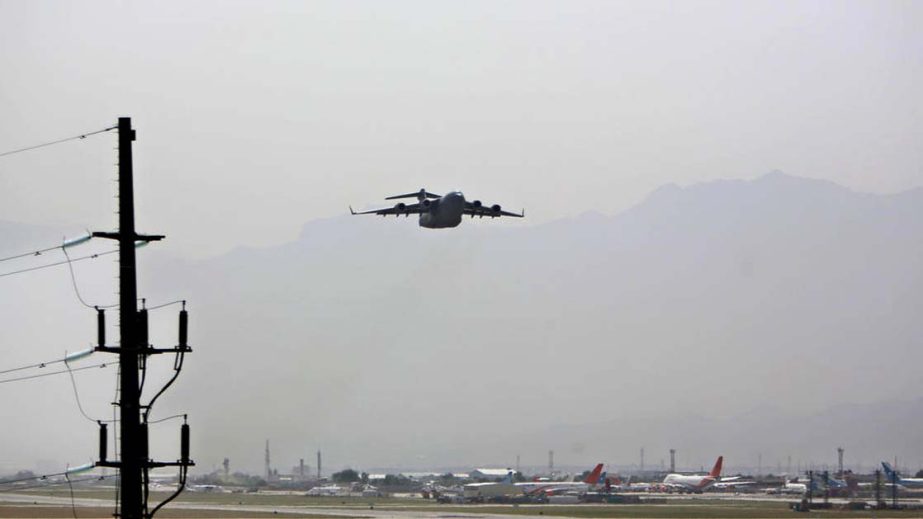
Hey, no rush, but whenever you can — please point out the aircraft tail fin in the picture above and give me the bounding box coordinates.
[709,456,724,478]
[584,464,604,485]
[882,462,897,480]
[502,470,514,484]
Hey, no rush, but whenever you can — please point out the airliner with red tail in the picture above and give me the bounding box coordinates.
[518,463,605,496]
[662,456,723,493]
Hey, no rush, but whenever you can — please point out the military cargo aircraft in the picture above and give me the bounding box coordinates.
[350,189,524,228]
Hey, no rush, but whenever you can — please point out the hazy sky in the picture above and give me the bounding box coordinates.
[1,0,921,257]
[1,1,922,476]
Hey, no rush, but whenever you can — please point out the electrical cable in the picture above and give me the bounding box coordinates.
[0,349,99,380]
[65,473,78,519]
[142,348,185,423]
[0,358,66,376]
[1,475,117,492]
[1,122,190,519]
[0,126,117,159]
[65,359,115,423]
[0,250,118,279]
[112,365,121,517]
[0,362,111,385]
[0,244,67,264]
[145,300,185,311]
[138,354,148,400]
[0,233,92,264]
[147,465,186,519]
[63,246,118,309]
[0,471,70,486]
[146,414,185,425]
[139,312,190,517]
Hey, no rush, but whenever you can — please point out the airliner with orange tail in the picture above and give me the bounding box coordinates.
[518,463,605,496]
[661,456,723,492]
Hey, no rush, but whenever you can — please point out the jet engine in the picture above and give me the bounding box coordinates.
[394,202,407,213]
[491,204,502,215]
[472,200,482,208]
[421,199,432,209]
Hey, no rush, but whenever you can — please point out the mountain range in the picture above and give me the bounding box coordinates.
[1,172,920,474]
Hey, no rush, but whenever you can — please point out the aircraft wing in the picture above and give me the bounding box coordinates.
[350,203,424,216]
[524,484,574,496]
[713,480,755,489]
[463,201,524,218]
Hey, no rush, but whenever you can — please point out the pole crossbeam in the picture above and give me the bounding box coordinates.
[95,346,192,356]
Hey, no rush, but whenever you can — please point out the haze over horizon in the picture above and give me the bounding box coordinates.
[1,172,921,476]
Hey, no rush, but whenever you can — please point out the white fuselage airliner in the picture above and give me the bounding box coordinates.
[517,464,605,496]
[662,456,723,493]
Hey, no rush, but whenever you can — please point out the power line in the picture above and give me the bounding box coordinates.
[0,470,72,486]
[0,243,67,264]
[65,473,79,519]
[3,118,193,519]
[65,359,115,423]
[147,414,185,425]
[0,362,111,385]
[0,475,117,492]
[0,467,105,486]
[0,233,92,264]
[145,300,185,311]
[0,126,116,159]
[0,349,96,376]
[0,358,66,376]
[63,246,118,309]
[0,249,118,279]
[112,365,121,516]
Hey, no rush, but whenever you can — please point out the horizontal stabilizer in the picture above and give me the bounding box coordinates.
[385,189,441,200]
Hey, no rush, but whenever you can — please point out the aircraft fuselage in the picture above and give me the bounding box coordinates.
[662,474,717,492]
[419,191,465,228]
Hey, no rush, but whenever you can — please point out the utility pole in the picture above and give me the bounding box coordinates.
[806,470,814,506]
[93,117,192,519]
[891,465,898,508]
[669,449,675,473]
[875,469,882,508]
[640,447,644,473]
[265,440,271,481]
[837,447,844,476]
[823,470,829,506]
[114,116,144,519]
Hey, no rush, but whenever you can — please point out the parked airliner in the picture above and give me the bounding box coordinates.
[883,462,923,488]
[518,464,605,496]
[662,456,723,493]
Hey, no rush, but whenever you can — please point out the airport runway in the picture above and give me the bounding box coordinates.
[4,491,923,519]
[0,492,547,519]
